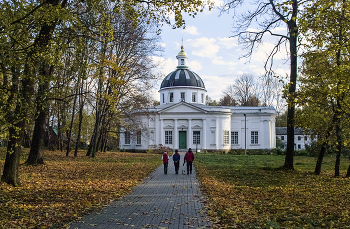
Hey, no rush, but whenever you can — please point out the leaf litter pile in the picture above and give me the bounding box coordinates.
[0,150,161,228]
[196,154,350,228]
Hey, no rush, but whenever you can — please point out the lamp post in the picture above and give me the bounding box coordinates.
[244,114,247,155]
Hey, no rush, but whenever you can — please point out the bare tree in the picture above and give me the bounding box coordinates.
[221,0,298,169]
[223,74,260,106]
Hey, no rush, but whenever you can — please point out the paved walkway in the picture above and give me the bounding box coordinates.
[69,153,211,229]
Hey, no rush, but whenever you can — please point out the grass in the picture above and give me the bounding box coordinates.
[0,148,162,229]
[196,154,350,228]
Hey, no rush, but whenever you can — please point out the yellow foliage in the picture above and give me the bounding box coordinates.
[0,150,161,228]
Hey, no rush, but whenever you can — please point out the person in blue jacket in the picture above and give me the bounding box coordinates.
[172,150,181,174]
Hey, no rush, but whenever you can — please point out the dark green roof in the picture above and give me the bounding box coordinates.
[160,69,205,89]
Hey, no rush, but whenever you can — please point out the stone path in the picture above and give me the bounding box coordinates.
[69,153,211,229]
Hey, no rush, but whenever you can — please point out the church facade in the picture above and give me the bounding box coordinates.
[120,47,277,151]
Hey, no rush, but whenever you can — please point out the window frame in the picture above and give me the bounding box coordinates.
[136,130,141,145]
[192,92,196,102]
[181,92,185,101]
[224,130,230,145]
[165,131,173,145]
[170,92,174,102]
[193,131,200,144]
[251,131,259,144]
[125,131,130,145]
[231,131,238,145]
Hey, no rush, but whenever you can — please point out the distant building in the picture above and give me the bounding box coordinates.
[276,127,313,150]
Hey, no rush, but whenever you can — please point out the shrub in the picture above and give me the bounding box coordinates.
[149,144,173,154]
[295,149,308,156]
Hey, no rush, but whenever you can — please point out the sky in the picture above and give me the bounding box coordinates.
[151,1,291,102]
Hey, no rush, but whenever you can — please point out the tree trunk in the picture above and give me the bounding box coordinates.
[26,106,46,165]
[346,165,350,177]
[74,90,84,157]
[284,7,298,170]
[66,87,78,157]
[1,124,23,186]
[315,128,331,175]
[334,109,342,177]
[26,65,52,165]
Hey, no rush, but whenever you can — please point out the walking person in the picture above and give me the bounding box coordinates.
[184,148,194,174]
[172,150,181,174]
[162,152,169,174]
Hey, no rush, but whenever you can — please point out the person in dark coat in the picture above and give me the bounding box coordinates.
[172,150,181,174]
[183,148,194,174]
[162,152,169,174]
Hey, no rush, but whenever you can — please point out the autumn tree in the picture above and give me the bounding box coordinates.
[217,94,237,106]
[298,0,350,176]
[221,0,299,169]
[0,0,212,186]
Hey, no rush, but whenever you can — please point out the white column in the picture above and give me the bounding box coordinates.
[188,119,192,150]
[263,120,270,148]
[160,118,163,145]
[174,119,178,149]
[202,119,206,150]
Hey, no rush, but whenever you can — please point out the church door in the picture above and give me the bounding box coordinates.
[179,131,187,149]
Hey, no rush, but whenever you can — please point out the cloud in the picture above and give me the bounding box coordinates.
[182,25,199,35]
[201,75,227,100]
[218,37,239,49]
[151,56,177,75]
[187,37,220,58]
[189,61,202,71]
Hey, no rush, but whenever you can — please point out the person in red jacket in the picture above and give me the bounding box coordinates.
[183,148,194,174]
[162,152,169,174]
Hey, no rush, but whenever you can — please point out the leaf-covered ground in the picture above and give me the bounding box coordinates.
[196,154,350,228]
[0,149,162,229]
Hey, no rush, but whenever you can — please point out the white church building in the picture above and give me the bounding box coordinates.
[120,47,277,151]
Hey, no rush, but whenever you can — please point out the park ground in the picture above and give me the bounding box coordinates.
[1,149,350,228]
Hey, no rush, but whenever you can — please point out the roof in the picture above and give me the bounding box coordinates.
[135,102,276,114]
[276,127,305,135]
[160,69,205,89]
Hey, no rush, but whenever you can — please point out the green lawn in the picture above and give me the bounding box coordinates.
[196,154,350,228]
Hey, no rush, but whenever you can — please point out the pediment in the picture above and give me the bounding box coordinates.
[159,102,207,114]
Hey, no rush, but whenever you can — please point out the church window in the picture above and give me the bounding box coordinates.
[162,93,164,103]
[125,131,130,144]
[298,144,301,149]
[305,136,307,141]
[170,92,174,102]
[136,130,141,145]
[231,131,238,145]
[251,131,258,144]
[192,92,196,102]
[165,131,172,144]
[181,59,184,65]
[201,93,204,103]
[210,131,216,144]
[181,92,185,101]
[298,136,301,141]
[224,131,229,144]
[281,136,284,140]
[193,131,200,144]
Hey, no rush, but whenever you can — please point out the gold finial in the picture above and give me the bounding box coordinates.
[181,38,184,51]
